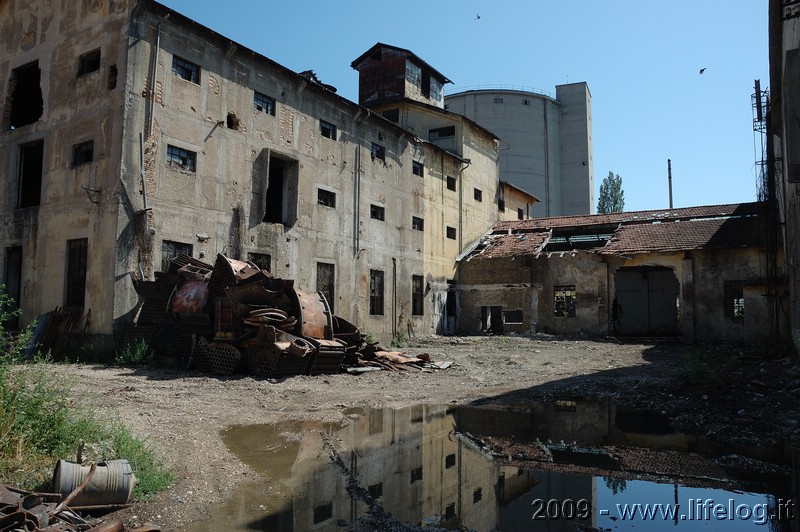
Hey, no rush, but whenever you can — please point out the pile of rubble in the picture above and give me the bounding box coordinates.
[120,254,448,377]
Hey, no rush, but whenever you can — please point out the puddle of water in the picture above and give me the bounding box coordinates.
[188,402,796,531]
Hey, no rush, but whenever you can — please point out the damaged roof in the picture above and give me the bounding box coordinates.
[464,201,764,261]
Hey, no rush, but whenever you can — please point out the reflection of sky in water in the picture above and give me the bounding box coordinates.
[596,479,772,531]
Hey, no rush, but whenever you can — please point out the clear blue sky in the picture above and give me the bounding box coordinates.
[158,1,769,213]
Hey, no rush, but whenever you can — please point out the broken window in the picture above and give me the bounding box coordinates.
[382,109,399,122]
[446,176,456,191]
[368,483,383,499]
[412,275,424,316]
[316,262,335,313]
[77,49,101,76]
[172,56,200,84]
[473,488,482,504]
[410,467,423,483]
[247,252,271,273]
[254,91,275,115]
[65,238,88,308]
[369,270,384,316]
[72,140,94,167]
[724,281,745,319]
[161,240,192,272]
[411,216,424,231]
[370,204,385,221]
[319,120,337,140]
[554,285,576,318]
[17,140,43,208]
[412,160,424,176]
[371,142,385,162]
[444,503,455,519]
[429,126,455,140]
[8,61,44,129]
[446,226,456,240]
[503,310,523,324]
[498,198,505,212]
[226,112,240,130]
[313,503,332,524]
[166,145,196,172]
[4,246,23,330]
[317,188,336,208]
[474,188,483,202]
[445,453,456,469]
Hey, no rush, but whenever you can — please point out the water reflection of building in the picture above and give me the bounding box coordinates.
[294,404,500,531]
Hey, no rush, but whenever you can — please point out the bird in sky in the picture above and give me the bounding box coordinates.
[699,67,707,75]
[475,13,481,20]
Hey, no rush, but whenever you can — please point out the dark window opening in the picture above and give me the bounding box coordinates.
[421,72,431,98]
[444,503,455,519]
[18,140,44,208]
[446,226,456,240]
[554,285,576,318]
[523,99,531,106]
[370,204,385,221]
[371,142,385,162]
[317,188,336,208]
[72,140,94,167]
[446,176,456,191]
[313,503,332,524]
[473,488,483,503]
[368,483,383,499]
[446,280,456,317]
[410,467,423,483]
[445,453,456,469]
[382,109,399,122]
[370,270,384,316]
[724,281,745,319]
[412,275,424,316]
[263,156,297,225]
[503,309,523,324]
[254,91,275,115]
[161,240,192,272]
[494,97,504,104]
[474,188,483,202]
[429,126,455,140]
[107,64,118,90]
[320,120,337,140]
[498,198,505,212]
[316,262,335,313]
[518,207,524,220]
[412,216,424,231]
[412,160,424,176]
[172,56,200,84]
[77,49,101,76]
[247,252,271,273]
[226,112,240,130]
[4,246,23,330]
[166,145,196,172]
[9,62,44,129]
[65,238,88,308]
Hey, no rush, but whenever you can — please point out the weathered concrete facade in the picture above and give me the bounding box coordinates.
[1,2,536,342]
[458,203,785,344]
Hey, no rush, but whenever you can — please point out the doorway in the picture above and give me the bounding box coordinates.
[613,267,680,336]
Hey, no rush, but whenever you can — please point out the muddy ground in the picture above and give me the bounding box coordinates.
[45,335,800,530]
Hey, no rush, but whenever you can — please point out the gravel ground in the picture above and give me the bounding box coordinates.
[41,335,800,530]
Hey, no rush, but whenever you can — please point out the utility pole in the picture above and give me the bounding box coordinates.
[668,159,673,209]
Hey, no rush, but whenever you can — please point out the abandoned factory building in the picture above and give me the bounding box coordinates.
[457,202,786,343]
[0,1,540,341]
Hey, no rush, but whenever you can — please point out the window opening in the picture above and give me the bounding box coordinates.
[412,275,424,316]
[370,204,385,221]
[382,109,399,122]
[77,49,101,76]
[18,140,43,208]
[72,140,94,167]
[412,160,424,176]
[254,91,275,115]
[172,56,200,83]
[446,226,456,240]
[371,142,385,162]
[247,252,271,273]
[474,188,483,202]
[8,61,44,129]
[317,188,336,208]
[429,126,455,140]
[503,309,523,324]
[316,262,335,313]
[226,112,240,130]
[554,285,576,318]
[412,216,424,231]
[370,270,384,315]
[65,238,88,308]
[166,145,196,172]
[724,281,745,319]
[446,176,456,191]
[320,120,337,140]
[161,240,192,272]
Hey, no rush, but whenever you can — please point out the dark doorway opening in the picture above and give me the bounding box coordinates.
[263,156,297,225]
[18,140,44,208]
[9,62,44,129]
[613,266,680,336]
[480,305,504,334]
[316,262,335,314]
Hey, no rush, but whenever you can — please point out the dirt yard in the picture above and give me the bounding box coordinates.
[45,335,800,531]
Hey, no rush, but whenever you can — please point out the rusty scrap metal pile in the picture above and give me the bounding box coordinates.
[122,254,448,376]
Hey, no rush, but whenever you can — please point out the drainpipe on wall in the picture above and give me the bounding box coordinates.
[458,159,471,252]
[392,257,397,338]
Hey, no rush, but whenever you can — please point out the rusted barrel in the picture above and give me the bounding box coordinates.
[52,459,136,507]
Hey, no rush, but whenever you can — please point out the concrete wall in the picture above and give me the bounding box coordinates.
[556,82,594,215]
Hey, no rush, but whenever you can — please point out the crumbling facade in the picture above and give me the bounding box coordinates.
[0,2,536,342]
[457,203,786,343]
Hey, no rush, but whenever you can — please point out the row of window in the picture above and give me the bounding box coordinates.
[370,270,425,316]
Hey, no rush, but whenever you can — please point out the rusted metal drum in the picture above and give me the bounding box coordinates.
[170,279,209,314]
[52,459,136,507]
[295,290,333,340]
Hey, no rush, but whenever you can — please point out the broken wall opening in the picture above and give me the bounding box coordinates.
[18,140,44,208]
[613,266,680,336]
[7,61,44,129]
[257,153,298,227]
